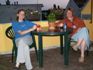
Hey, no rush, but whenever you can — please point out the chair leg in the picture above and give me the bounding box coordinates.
[12,45,17,63]
[32,34,38,62]
[14,47,17,61]
[34,45,38,62]
[12,52,14,63]
[12,46,15,63]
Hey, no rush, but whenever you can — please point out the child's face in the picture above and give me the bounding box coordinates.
[66,10,73,18]
[17,11,25,20]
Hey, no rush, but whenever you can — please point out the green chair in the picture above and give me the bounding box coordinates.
[5,26,38,63]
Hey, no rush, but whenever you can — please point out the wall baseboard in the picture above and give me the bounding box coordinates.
[0,46,60,55]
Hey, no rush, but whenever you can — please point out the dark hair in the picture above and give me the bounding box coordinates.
[16,9,25,21]
[67,8,74,14]
[66,8,74,17]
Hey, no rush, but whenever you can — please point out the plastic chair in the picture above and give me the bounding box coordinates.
[5,26,38,63]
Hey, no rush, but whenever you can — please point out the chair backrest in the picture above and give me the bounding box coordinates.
[5,26,15,39]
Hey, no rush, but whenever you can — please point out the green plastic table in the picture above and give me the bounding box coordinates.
[31,28,71,67]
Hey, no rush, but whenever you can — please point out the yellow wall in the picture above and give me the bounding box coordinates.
[0,20,93,54]
[33,21,60,49]
[81,0,93,41]
[0,24,12,54]
[84,20,93,41]
[0,1,93,54]
[81,0,91,14]
[81,0,93,21]
[0,21,60,54]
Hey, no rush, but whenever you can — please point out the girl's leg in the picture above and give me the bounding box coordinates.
[16,39,26,68]
[24,44,33,70]
[72,39,83,51]
[79,39,86,63]
[15,39,32,70]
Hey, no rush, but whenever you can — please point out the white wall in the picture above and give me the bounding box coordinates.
[0,0,69,10]
[0,0,37,4]
[39,0,69,10]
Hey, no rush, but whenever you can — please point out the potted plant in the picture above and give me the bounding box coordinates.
[47,12,56,30]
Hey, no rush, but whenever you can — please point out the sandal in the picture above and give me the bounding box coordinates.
[72,46,78,51]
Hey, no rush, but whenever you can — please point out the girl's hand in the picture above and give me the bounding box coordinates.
[58,23,64,27]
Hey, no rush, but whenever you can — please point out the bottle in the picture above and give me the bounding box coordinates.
[63,23,67,32]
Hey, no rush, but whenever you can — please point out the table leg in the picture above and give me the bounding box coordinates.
[63,33,70,65]
[60,35,63,54]
[32,35,38,62]
[38,35,43,67]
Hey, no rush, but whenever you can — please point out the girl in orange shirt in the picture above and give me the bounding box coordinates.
[58,8,90,63]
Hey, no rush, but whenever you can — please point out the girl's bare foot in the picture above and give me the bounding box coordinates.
[79,57,84,63]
